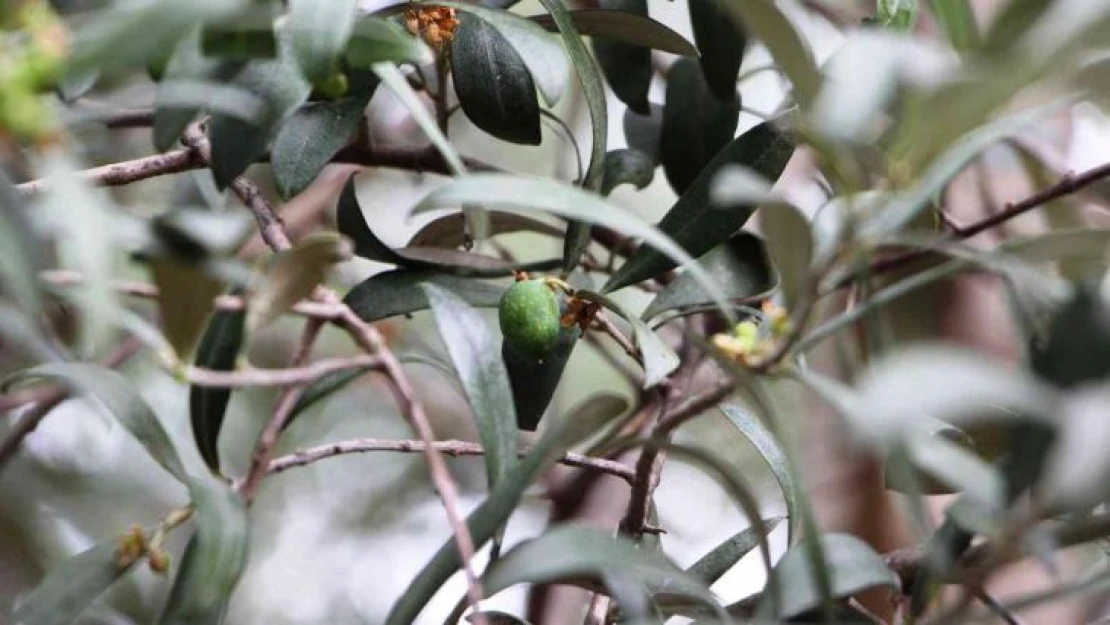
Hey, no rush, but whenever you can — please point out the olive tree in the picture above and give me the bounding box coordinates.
[2,0,1110,623]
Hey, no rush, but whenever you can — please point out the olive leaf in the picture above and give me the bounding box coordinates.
[592,0,651,114]
[689,0,746,101]
[246,233,352,333]
[660,57,741,195]
[190,308,246,474]
[344,270,506,323]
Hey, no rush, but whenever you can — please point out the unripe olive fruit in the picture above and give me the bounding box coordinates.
[499,279,561,360]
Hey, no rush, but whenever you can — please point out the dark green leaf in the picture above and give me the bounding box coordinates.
[622,103,663,164]
[10,538,138,625]
[422,283,518,487]
[207,41,311,188]
[758,201,812,310]
[246,233,352,332]
[592,0,651,114]
[578,291,677,388]
[344,270,506,322]
[1031,283,1110,389]
[190,309,245,474]
[687,517,783,585]
[412,174,734,317]
[689,0,746,101]
[756,534,898,619]
[713,0,821,107]
[604,121,794,292]
[484,525,719,610]
[2,363,189,483]
[158,477,248,625]
[660,57,741,194]
[642,233,775,322]
[536,0,608,274]
[384,393,630,625]
[451,14,541,146]
[504,327,580,431]
[271,73,378,198]
[290,0,358,84]
[719,405,799,543]
[154,31,247,151]
[344,17,432,68]
[443,2,568,107]
[601,149,654,196]
[929,0,980,52]
[529,9,697,55]
[56,68,99,103]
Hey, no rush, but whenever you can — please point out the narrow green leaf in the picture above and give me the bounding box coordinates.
[411,174,736,325]
[1031,282,1110,389]
[592,0,652,114]
[878,0,920,30]
[929,0,980,52]
[689,0,746,101]
[758,201,812,310]
[642,233,775,323]
[440,1,568,107]
[190,309,246,474]
[246,233,352,333]
[344,17,433,68]
[422,283,518,487]
[861,99,1069,240]
[578,291,678,388]
[756,534,898,619]
[504,327,580,431]
[201,5,278,60]
[384,393,628,625]
[686,517,783,585]
[289,0,358,84]
[68,0,242,74]
[337,181,557,276]
[2,363,189,483]
[604,121,795,292]
[601,149,654,196]
[622,104,663,164]
[10,538,138,625]
[714,0,821,107]
[158,477,249,625]
[484,525,720,610]
[344,270,506,322]
[719,405,799,544]
[981,0,1052,54]
[271,72,378,199]
[535,0,608,275]
[1042,383,1110,507]
[660,57,741,194]
[408,212,562,249]
[0,171,42,316]
[451,14,541,145]
[206,40,312,187]
[529,9,697,55]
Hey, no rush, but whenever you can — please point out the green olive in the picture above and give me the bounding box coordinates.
[499,279,561,360]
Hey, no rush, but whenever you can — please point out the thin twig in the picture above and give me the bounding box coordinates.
[266,437,636,483]
[851,159,1110,286]
[0,336,143,473]
[184,353,383,389]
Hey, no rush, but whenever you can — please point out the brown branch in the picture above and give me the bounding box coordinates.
[0,336,143,473]
[266,437,636,483]
[849,159,1110,286]
[239,319,324,501]
[15,148,202,193]
[185,353,383,389]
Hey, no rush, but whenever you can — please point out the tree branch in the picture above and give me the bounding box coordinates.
[266,437,636,483]
[185,353,383,389]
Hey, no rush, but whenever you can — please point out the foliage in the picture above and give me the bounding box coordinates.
[2,0,1110,624]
